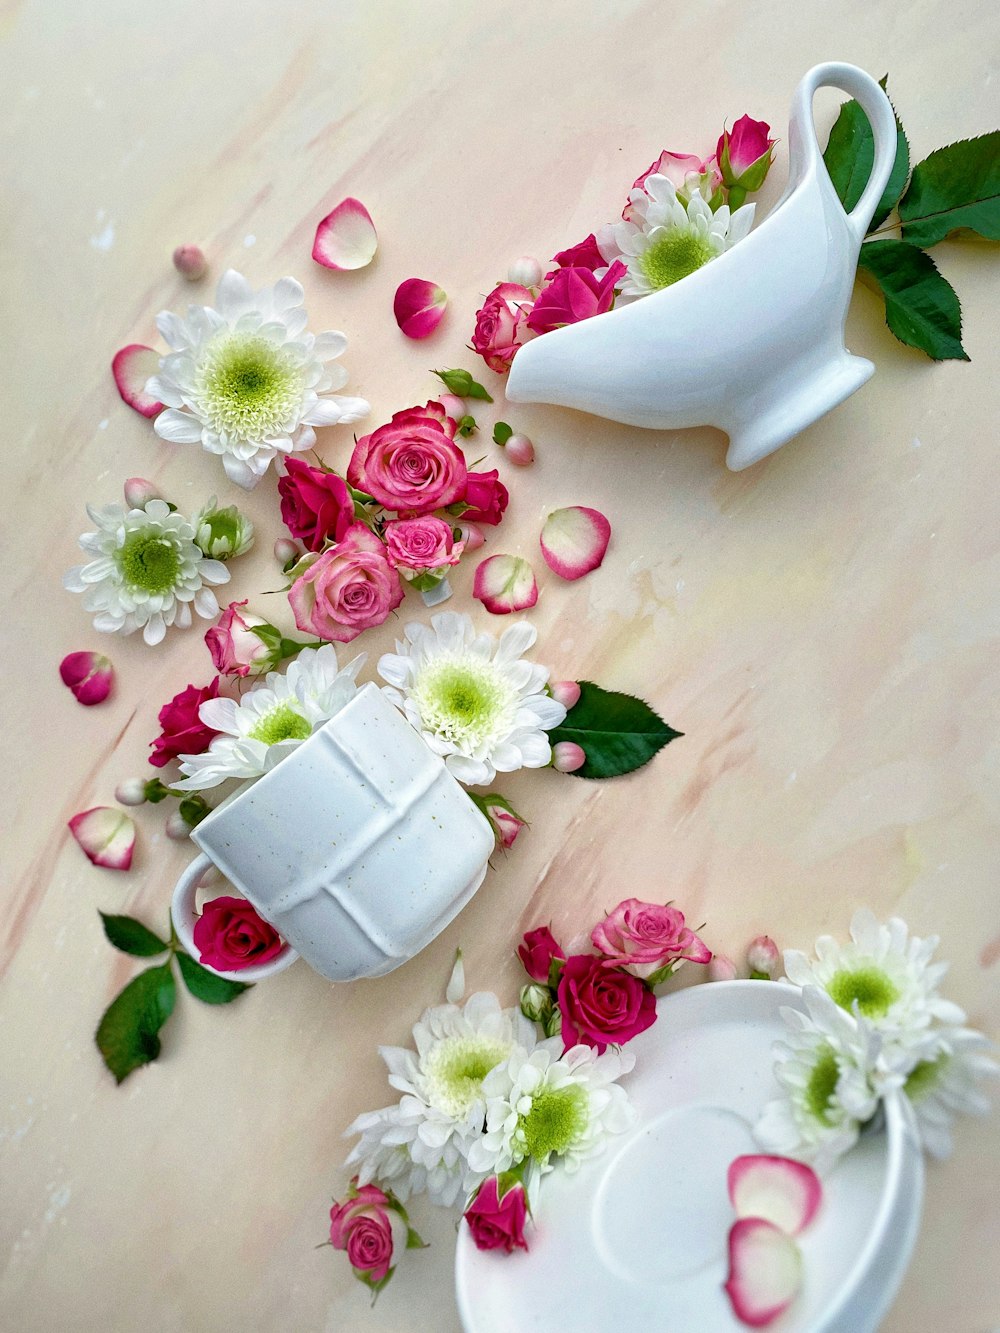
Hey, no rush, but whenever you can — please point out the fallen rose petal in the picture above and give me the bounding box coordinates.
[473,554,538,614]
[172,244,207,280]
[68,807,135,870]
[312,197,378,270]
[393,278,448,339]
[728,1155,822,1236]
[724,1217,803,1327]
[59,651,114,706]
[549,680,581,710]
[112,345,164,418]
[552,741,586,773]
[504,432,535,467]
[540,506,611,580]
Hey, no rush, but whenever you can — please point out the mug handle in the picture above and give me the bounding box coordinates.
[171,853,299,983]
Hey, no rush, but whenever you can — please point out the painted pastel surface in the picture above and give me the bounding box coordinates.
[2,1,998,1330]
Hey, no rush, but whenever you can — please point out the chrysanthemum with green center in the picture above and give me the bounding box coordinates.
[902,1025,999,1159]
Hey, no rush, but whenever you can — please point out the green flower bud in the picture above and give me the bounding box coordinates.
[519,982,554,1026]
[194,498,255,560]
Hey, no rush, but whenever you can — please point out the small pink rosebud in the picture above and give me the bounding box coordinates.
[708,953,738,982]
[552,741,586,773]
[747,935,780,977]
[437,392,466,423]
[172,244,207,280]
[486,801,527,850]
[508,256,544,288]
[124,477,162,509]
[456,522,486,552]
[114,778,148,807]
[550,680,581,710]
[503,433,535,467]
[165,810,191,841]
[59,651,114,706]
[273,537,302,567]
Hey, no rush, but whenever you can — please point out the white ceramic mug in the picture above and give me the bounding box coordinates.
[171,682,494,983]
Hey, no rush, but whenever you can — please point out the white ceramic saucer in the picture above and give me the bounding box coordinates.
[455,981,924,1333]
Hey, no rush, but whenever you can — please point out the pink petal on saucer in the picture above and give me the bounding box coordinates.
[112,345,164,418]
[393,278,448,339]
[68,807,136,871]
[728,1155,823,1236]
[312,198,378,270]
[473,554,538,614]
[724,1218,802,1327]
[539,506,611,580]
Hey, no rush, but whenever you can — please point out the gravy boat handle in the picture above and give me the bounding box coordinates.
[791,62,898,245]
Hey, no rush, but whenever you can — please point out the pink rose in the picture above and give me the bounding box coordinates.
[526,261,626,335]
[551,233,605,272]
[193,895,284,971]
[383,516,464,574]
[486,801,526,850]
[591,898,712,980]
[624,150,723,220]
[149,678,221,767]
[205,601,270,677]
[348,402,467,514]
[557,952,657,1052]
[288,524,404,644]
[461,469,509,526]
[278,456,356,553]
[463,1176,529,1254]
[329,1180,408,1286]
[717,116,776,191]
[517,926,565,983]
[470,282,534,374]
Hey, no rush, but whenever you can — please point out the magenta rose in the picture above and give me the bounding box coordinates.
[463,1176,529,1254]
[517,926,565,983]
[551,233,605,272]
[383,515,464,574]
[526,261,626,335]
[193,895,284,971]
[329,1180,408,1286]
[278,456,356,553]
[148,677,221,767]
[557,952,657,1052]
[591,898,712,980]
[205,601,271,678]
[717,115,776,178]
[623,150,723,221]
[288,523,404,644]
[470,282,534,374]
[461,469,509,526]
[348,402,466,514]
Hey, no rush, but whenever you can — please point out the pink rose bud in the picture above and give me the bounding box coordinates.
[484,800,526,851]
[470,282,534,374]
[205,600,273,677]
[172,244,207,280]
[716,116,776,205]
[273,537,302,567]
[508,255,544,288]
[708,953,738,982]
[114,777,149,807]
[59,651,114,706]
[464,1176,529,1254]
[123,477,162,509]
[165,810,191,841]
[549,680,581,710]
[503,433,535,467]
[437,392,466,423]
[329,1179,414,1290]
[552,741,586,773]
[456,521,486,552]
[747,934,780,978]
[517,925,565,982]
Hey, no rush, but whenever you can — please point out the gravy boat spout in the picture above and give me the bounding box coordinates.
[505,62,898,471]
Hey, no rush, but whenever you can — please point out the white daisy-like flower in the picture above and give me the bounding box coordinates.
[466,1039,635,1179]
[147,269,370,489]
[377,612,567,787]
[173,643,363,790]
[345,992,538,1206]
[903,1025,998,1159]
[63,499,230,647]
[782,909,967,1059]
[596,173,755,299]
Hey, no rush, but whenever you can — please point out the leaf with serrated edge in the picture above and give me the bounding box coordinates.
[899,131,1000,247]
[858,240,968,360]
[548,681,682,780]
[176,950,251,1004]
[99,912,168,957]
[95,961,176,1083]
[822,77,909,231]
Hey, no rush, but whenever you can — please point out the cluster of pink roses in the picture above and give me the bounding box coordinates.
[470,115,776,375]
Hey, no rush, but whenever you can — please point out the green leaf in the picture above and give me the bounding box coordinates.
[178,794,210,828]
[176,950,252,1004]
[857,239,968,360]
[431,368,494,402]
[143,778,172,804]
[99,912,168,957]
[899,131,1000,247]
[456,415,477,437]
[493,421,513,446]
[548,681,683,780]
[822,75,910,231]
[95,961,176,1083]
[643,961,678,989]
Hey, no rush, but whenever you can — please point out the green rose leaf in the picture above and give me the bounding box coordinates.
[99,912,168,957]
[548,681,683,779]
[822,75,910,231]
[493,421,513,446]
[431,368,494,402]
[898,131,1000,247]
[95,961,176,1084]
[857,239,968,360]
[176,950,252,1004]
[457,415,478,437]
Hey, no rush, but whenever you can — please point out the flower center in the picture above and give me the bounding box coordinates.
[197,333,303,441]
[117,529,181,593]
[519,1083,588,1160]
[904,1054,947,1102]
[411,659,516,752]
[422,1036,511,1118]
[805,1046,841,1125]
[639,228,715,289]
[248,702,312,746]
[827,966,900,1019]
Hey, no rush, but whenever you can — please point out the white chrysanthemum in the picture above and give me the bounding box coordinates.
[63,499,230,647]
[466,1039,635,1179]
[782,909,967,1059]
[147,269,370,489]
[174,644,364,789]
[377,612,566,787]
[903,1025,998,1159]
[345,993,538,1206]
[754,987,905,1173]
[596,173,755,299]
